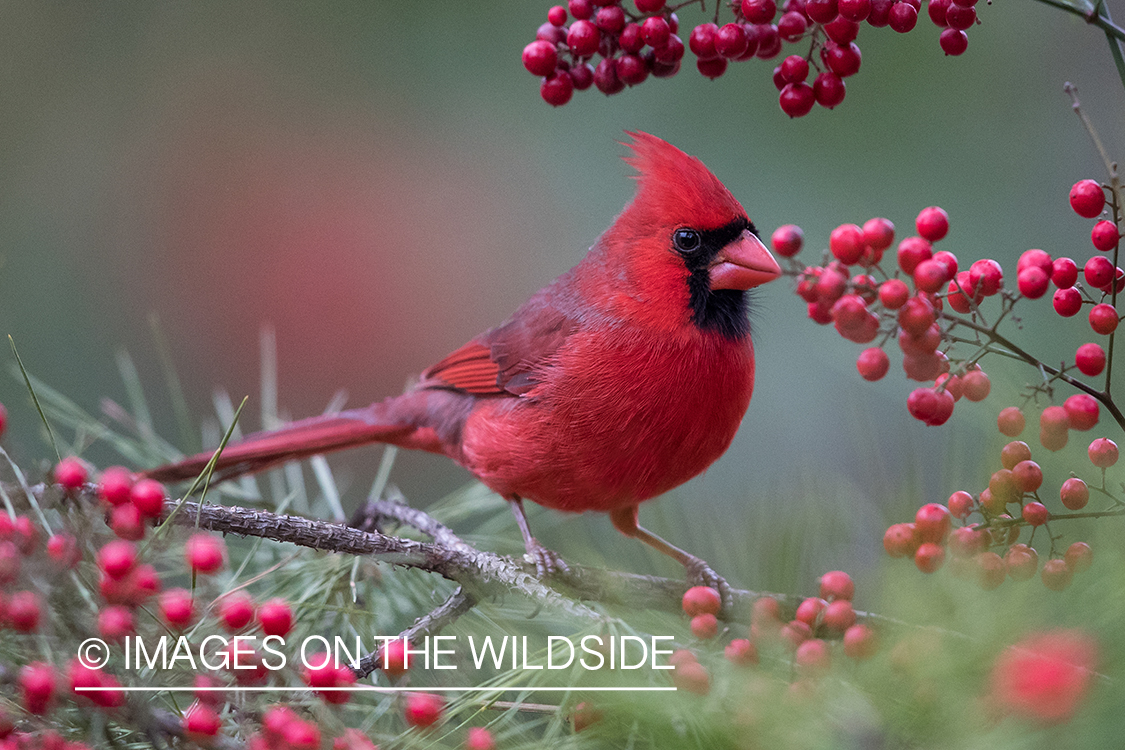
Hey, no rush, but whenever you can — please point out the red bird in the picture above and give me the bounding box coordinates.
[147,132,781,590]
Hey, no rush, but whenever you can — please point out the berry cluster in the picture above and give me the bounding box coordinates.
[665,572,876,698]
[882,435,1111,590]
[525,0,984,115]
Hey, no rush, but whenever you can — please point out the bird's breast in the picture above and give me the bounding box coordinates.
[458,327,756,513]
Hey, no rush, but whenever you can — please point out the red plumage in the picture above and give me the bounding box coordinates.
[147,132,781,585]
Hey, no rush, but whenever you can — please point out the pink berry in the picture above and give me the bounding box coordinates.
[690,613,719,639]
[1017,267,1050,299]
[1084,256,1114,287]
[1066,541,1093,574]
[1022,502,1049,526]
[8,590,41,632]
[1089,303,1118,335]
[915,503,951,543]
[97,540,137,580]
[220,592,256,631]
[795,596,827,627]
[883,522,918,558]
[771,224,803,256]
[161,588,195,628]
[863,217,895,252]
[822,599,857,631]
[1064,394,1099,431]
[184,701,222,738]
[1041,558,1073,591]
[879,278,910,309]
[897,236,933,275]
[466,727,497,750]
[997,407,1025,437]
[818,570,855,601]
[968,259,1003,296]
[1075,343,1106,376]
[843,624,877,659]
[98,605,135,641]
[795,638,831,673]
[185,533,226,574]
[1040,405,1070,436]
[405,692,444,728]
[130,478,166,519]
[1060,477,1089,510]
[547,6,568,26]
[681,586,722,616]
[914,542,946,573]
[522,40,558,77]
[961,369,991,402]
[947,490,974,519]
[1091,220,1119,251]
[1005,544,1038,581]
[98,466,135,506]
[1053,287,1083,317]
[915,206,949,241]
[19,663,55,715]
[1088,437,1119,468]
[1000,440,1031,469]
[830,224,865,265]
[258,598,294,636]
[724,638,759,665]
[1069,179,1105,218]
[54,457,89,491]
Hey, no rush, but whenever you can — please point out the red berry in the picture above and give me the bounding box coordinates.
[1012,460,1043,492]
[883,522,918,557]
[888,1,918,31]
[185,533,226,574]
[914,542,945,573]
[915,206,949,241]
[97,540,137,580]
[960,370,990,402]
[1040,405,1070,436]
[771,224,804,256]
[1005,544,1039,581]
[696,56,729,80]
[161,588,195,628]
[879,278,910,309]
[98,466,134,506]
[258,598,294,637]
[46,533,80,568]
[724,638,758,665]
[863,217,895,252]
[1022,502,1049,526]
[976,551,1006,590]
[969,258,1004,295]
[1084,256,1114,287]
[1065,542,1093,574]
[1091,220,1119,251]
[949,526,987,557]
[795,638,831,673]
[8,590,41,632]
[690,613,719,639]
[777,10,808,41]
[829,223,864,264]
[855,347,889,381]
[779,82,815,117]
[98,605,135,641]
[548,6,568,26]
[780,53,809,82]
[1060,477,1089,511]
[1089,303,1118,334]
[794,596,827,627]
[716,23,750,58]
[1075,343,1106,376]
[1000,440,1032,469]
[1064,394,1099,431]
[1053,287,1083,317]
[1017,267,1050,299]
[380,639,410,677]
[568,0,593,21]
[843,624,877,659]
[1041,558,1073,591]
[619,22,645,53]
[405,692,444,728]
[939,28,968,55]
[947,490,974,519]
[111,503,145,541]
[897,236,932,275]
[636,0,666,11]
[220,592,256,631]
[184,701,222,739]
[130,478,166,519]
[682,586,722,616]
[823,599,857,631]
[594,59,625,95]
[818,570,855,601]
[595,5,626,33]
[689,23,719,59]
[945,2,975,27]
[806,0,838,23]
[522,41,558,77]
[1052,257,1079,288]
[54,457,89,491]
[839,0,871,21]
[672,659,711,694]
[1069,179,1104,218]
[1088,437,1119,468]
[822,41,862,77]
[540,70,574,106]
[915,503,951,544]
[567,19,600,56]
[19,663,55,715]
[643,16,672,47]
[742,0,778,24]
[824,15,861,43]
[997,407,1025,437]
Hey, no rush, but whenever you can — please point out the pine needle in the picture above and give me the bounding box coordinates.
[8,334,60,462]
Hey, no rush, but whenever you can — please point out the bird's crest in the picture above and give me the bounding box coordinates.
[621,131,747,230]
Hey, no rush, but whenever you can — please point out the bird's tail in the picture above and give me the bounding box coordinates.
[144,403,416,484]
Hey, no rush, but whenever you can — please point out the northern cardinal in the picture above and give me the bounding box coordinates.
[147,132,781,591]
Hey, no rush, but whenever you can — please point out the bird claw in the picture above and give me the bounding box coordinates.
[684,556,733,614]
[524,540,570,578]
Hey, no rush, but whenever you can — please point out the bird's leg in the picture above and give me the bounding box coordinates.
[508,497,570,577]
[609,506,732,612]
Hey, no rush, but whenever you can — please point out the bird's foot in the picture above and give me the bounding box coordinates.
[683,555,733,614]
[524,539,570,578]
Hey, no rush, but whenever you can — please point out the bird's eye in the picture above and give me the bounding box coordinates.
[673,228,702,253]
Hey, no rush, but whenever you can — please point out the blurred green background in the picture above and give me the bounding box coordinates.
[1,1,1123,599]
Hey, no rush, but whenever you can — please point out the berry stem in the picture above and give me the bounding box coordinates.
[941,312,1125,432]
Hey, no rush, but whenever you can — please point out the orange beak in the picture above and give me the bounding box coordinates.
[709,230,782,291]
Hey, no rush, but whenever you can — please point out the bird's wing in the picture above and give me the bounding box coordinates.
[421,290,579,397]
